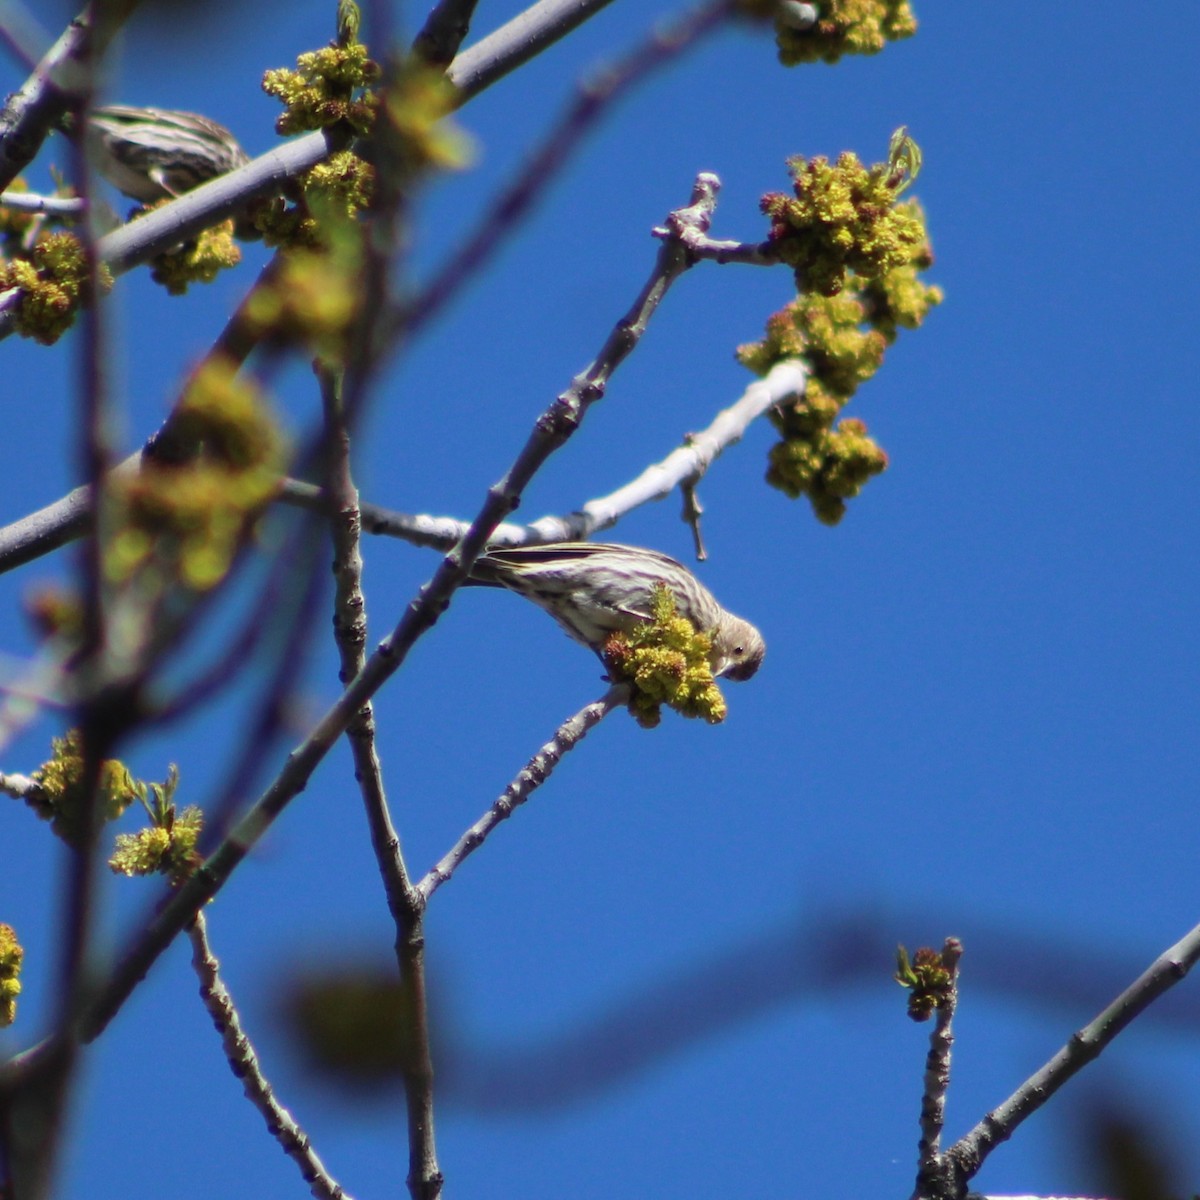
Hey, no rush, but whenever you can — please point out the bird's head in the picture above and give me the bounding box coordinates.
[712,615,766,681]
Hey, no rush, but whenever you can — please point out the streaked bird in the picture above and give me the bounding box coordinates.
[467,542,765,681]
[86,105,249,203]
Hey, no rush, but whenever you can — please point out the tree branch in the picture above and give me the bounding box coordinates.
[276,359,807,551]
[0,128,339,341]
[0,190,85,215]
[945,919,1200,1192]
[188,914,350,1200]
[446,0,619,100]
[413,0,483,67]
[418,684,627,902]
[402,0,738,343]
[913,939,963,1199]
[0,1,142,192]
[318,364,442,1200]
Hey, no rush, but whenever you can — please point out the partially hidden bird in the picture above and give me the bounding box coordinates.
[466,542,765,681]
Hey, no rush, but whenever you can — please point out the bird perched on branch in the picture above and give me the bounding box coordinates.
[84,105,249,203]
[467,542,765,681]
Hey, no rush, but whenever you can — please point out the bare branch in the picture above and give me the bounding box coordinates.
[541,359,804,542]
[946,919,1200,1191]
[288,359,806,551]
[655,224,779,267]
[0,354,803,577]
[188,914,350,1200]
[403,0,737,343]
[0,128,338,341]
[0,190,84,215]
[418,684,628,902]
[413,0,483,67]
[0,770,42,800]
[447,0,618,99]
[680,474,707,561]
[318,364,442,1200]
[913,939,963,1196]
[0,1,142,192]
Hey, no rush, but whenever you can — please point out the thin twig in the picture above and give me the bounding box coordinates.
[20,75,119,1200]
[0,190,84,215]
[282,359,806,551]
[0,1,141,192]
[447,0,618,99]
[0,128,338,342]
[319,363,410,902]
[188,914,350,1200]
[544,358,805,540]
[0,359,804,574]
[0,770,41,799]
[653,223,779,267]
[680,474,707,561]
[402,0,738,343]
[943,919,1200,1193]
[413,0,482,66]
[317,364,442,1200]
[418,683,628,901]
[914,939,963,1190]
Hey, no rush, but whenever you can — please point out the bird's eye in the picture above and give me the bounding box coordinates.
[733,644,744,655]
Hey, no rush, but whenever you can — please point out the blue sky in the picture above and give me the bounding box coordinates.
[2,3,1199,1198]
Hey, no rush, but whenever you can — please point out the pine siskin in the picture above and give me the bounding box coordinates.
[468,542,765,681]
[85,105,250,203]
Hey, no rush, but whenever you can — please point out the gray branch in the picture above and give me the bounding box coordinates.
[189,915,350,1200]
[417,684,628,901]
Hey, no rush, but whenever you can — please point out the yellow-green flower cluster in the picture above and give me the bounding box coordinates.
[771,0,916,66]
[895,943,956,1022]
[738,290,894,523]
[245,239,361,364]
[262,41,380,136]
[26,729,140,848]
[860,211,942,339]
[0,231,110,345]
[741,136,940,523]
[603,585,728,728]
[0,923,23,1027]
[766,415,888,524]
[380,61,473,177]
[106,357,284,592]
[762,148,926,297]
[24,583,85,643]
[252,150,375,249]
[109,766,203,882]
[149,215,241,295]
[741,289,888,393]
